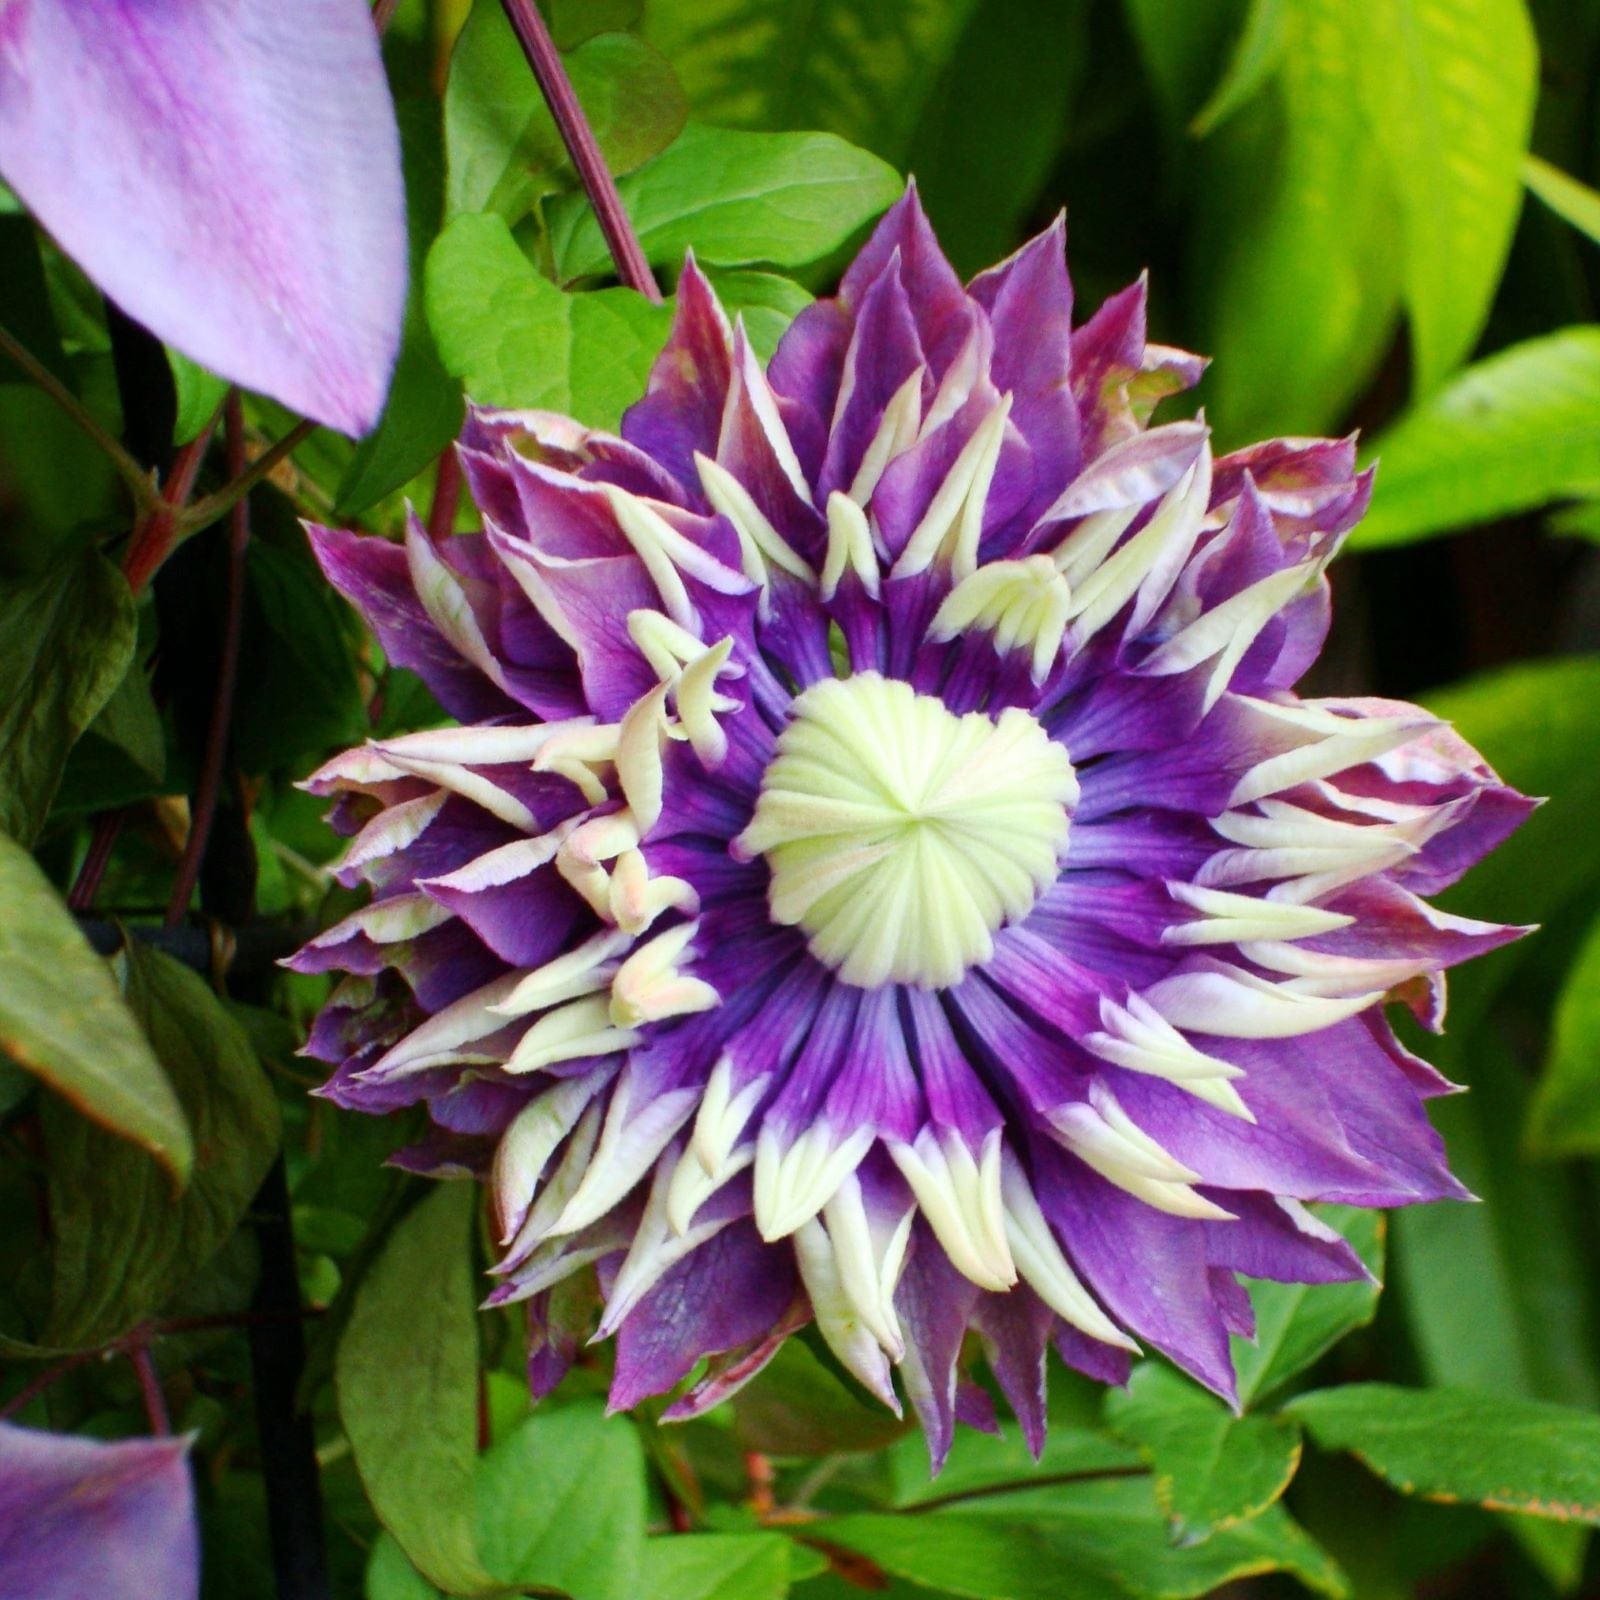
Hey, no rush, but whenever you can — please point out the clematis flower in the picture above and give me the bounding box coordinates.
[293,189,1530,1463]
[0,0,407,435]
[0,1423,197,1600]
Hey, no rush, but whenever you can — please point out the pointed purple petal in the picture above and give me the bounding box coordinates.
[0,0,406,433]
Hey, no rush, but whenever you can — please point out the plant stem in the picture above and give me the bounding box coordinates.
[121,416,222,596]
[165,395,250,926]
[0,322,158,511]
[177,419,317,537]
[900,1464,1149,1516]
[496,0,662,301]
[427,444,463,542]
[67,809,127,912]
[128,1340,171,1435]
[248,1158,330,1600]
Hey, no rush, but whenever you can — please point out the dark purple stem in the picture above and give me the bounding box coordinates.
[67,809,127,912]
[129,1341,171,1435]
[165,394,249,926]
[496,0,663,302]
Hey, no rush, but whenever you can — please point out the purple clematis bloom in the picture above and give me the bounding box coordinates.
[0,1423,197,1599]
[0,0,406,435]
[293,190,1530,1463]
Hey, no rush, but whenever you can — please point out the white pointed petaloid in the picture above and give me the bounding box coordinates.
[695,451,816,592]
[601,484,699,629]
[793,1217,901,1412]
[608,921,720,1028]
[847,367,924,505]
[600,1150,741,1337]
[1201,795,1434,902]
[362,970,523,1080]
[489,928,633,1020]
[1163,882,1355,947]
[1061,443,1212,647]
[928,555,1075,683]
[821,1172,915,1358]
[547,1067,699,1239]
[999,1152,1138,1349]
[1049,1083,1234,1220]
[607,850,700,936]
[665,1138,754,1235]
[690,1058,769,1176]
[820,490,881,600]
[496,1101,604,1273]
[673,636,739,766]
[1143,957,1384,1039]
[1227,700,1433,809]
[491,1072,609,1243]
[734,673,1077,989]
[1081,991,1253,1121]
[889,1126,1016,1292]
[1145,558,1325,712]
[892,394,1013,581]
[753,1122,876,1241]
[303,891,451,953]
[504,993,641,1075]
[329,788,447,876]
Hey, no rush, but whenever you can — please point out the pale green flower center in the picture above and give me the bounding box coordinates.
[733,672,1079,989]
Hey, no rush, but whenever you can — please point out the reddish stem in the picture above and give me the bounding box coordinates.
[165,395,250,926]
[67,809,127,912]
[428,445,463,543]
[0,1351,98,1423]
[496,0,662,302]
[129,1341,171,1435]
[121,417,219,597]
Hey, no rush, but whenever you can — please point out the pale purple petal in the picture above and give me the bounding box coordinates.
[0,0,406,433]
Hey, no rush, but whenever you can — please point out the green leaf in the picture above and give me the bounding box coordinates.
[812,1478,1346,1600]
[545,124,904,282]
[704,267,812,361]
[1354,0,1536,394]
[475,1402,647,1600]
[1288,1384,1600,1524]
[547,0,641,50]
[1193,3,1403,442]
[1392,1034,1600,1410]
[732,1337,912,1456]
[1354,329,1600,547]
[638,1533,793,1600]
[888,1422,1141,1510]
[1526,914,1600,1155]
[1524,153,1600,250]
[337,1181,507,1598]
[640,0,978,163]
[233,536,368,774]
[1191,0,1288,136]
[0,549,136,843]
[336,98,465,518]
[166,348,228,446]
[1105,1362,1304,1542]
[55,644,168,814]
[368,1532,445,1600]
[903,0,1090,275]
[1232,1205,1385,1406]
[446,6,685,221]
[41,939,278,1347]
[1121,0,1250,127]
[426,212,671,425]
[0,832,189,1180]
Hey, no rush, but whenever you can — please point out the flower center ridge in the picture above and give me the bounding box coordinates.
[733,672,1079,990]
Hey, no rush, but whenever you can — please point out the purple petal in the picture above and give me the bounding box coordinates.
[0,0,406,434]
[0,1424,197,1600]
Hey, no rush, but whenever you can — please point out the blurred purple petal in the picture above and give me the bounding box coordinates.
[0,0,406,434]
[0,1423,197,1600]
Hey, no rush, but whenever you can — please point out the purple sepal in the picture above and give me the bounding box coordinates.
[0,1424,198,1600]
[0,0,405,434]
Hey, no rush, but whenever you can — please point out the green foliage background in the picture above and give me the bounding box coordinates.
[4,1,1600,1597]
